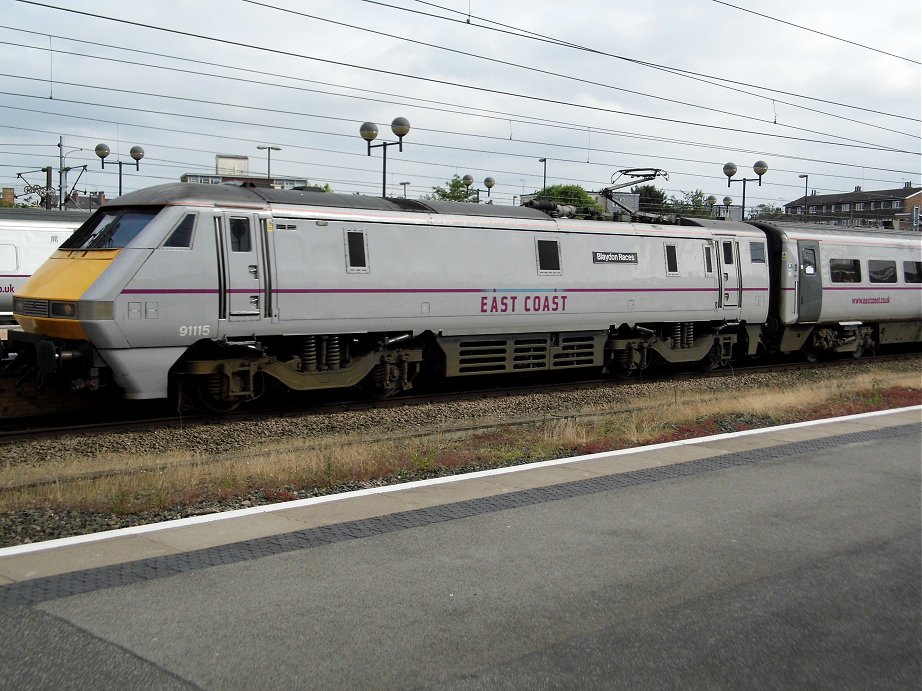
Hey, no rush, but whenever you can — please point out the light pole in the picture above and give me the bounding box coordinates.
[723,160,768,221]
[257,145,281,180]
[95,143,144,197]
[722,195,733,220]
[462,175,495,202]
[798,174,808,222]
[360,117,410,197]
[706,195,717,218]
[57,137,87,210]
[399,181,411,198]
[538,157,547,192]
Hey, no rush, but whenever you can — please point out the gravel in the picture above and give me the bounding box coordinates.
[1,358,918,547]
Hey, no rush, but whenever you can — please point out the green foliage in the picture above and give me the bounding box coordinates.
[631,184,666,213]
[425,174,477,202]
[535,184,603,214]
[749,203,782,219]
[665,189,713,218]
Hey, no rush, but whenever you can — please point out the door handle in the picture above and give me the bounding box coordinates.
[249,295,259,307]
[249,264,258,277]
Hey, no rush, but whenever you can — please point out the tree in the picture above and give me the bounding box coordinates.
[749,203,782,220]
[535,184,604,215]
[426,175,477,202]
[631,184,666,214]
[665,189,712,218]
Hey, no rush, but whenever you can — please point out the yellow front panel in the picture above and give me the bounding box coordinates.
[15,249,119,340]
[19,250,119,299]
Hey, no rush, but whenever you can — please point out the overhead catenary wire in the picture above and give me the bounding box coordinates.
[10,1,918,155]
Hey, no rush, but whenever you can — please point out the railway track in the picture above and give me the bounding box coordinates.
[1,350,918,442]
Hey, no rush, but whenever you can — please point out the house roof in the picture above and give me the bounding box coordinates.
[785,185,921,207]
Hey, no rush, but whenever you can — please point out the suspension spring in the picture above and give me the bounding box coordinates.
[299,336,318,372]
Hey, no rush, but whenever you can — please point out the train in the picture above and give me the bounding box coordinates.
[3,182,920,411]
[0,207,91,319]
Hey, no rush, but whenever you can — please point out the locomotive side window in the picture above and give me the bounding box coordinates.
[229,217,251,252]
[345,230,369,274]
[829,258,861,283]
[722,241,734,265]
[903,261,922,283]
[868,260,897,284]
[537,239,561,274]
[749,242,765,263]
[664,243,678,276]
[163,214,196,248]
[703,244,713,275]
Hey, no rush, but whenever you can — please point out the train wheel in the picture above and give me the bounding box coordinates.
[803,342,821,363]
[699,344,722,372]
[192,374,242,414]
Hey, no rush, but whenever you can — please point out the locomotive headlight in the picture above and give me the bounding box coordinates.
[50,301,78,318]
[12,297,24,313]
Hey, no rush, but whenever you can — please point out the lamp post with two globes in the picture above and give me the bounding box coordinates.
[360,117,410,197]
[723,160,768,221]
[95,143,144,197]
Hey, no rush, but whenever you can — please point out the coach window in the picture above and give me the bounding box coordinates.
[163,213,195,248]
[869,260,897,284]
[229,217,251,252]
[802,248,816,276]
[903,261,921,283]
[345,230,369,274]
[722,241,734,266]
[749,241,765,263]
[829,258,861,283]
[664,243,678,276]
[537,239,561,274]
[703,244,714,276]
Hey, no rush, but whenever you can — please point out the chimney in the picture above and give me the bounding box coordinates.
[905,181,911,188]
[854,186,862,192]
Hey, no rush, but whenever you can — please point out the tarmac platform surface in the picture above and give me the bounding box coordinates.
[0,407,919,689]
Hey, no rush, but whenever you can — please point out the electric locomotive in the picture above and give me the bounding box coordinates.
[3,183,920,411]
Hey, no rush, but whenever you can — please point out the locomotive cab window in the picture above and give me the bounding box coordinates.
[904,261,922,283]
[163,213,196,248]
[62,209,159,250]
[829,258,861,283]
[664,243,678,276]
[229,217,251,252]
[345,230,369,274]
[868,260,897,284]
[536,239,561,274]
[749,242,765,263]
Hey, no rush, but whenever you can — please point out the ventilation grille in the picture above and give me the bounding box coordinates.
[442,332,605,376]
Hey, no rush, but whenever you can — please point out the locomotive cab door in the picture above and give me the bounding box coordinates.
[797,240,822,322]
[218,212,263,322]
[717,239,741,309]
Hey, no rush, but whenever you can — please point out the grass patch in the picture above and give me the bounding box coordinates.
[1,368,919,517]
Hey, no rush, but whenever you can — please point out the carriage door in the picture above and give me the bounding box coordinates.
[717,239,741,308]
[219,212,263,321]
[797,240,822,322]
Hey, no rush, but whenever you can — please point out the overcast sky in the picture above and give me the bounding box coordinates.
[1,0,919,211]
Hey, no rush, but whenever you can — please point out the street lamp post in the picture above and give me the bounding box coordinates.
[723,160,768,221]
[257,145,281,180]
[462,175,495,202]
[798,174,809,222]
[95,143,144,197]
[360,117,410,197]
[722,195,733,220]
[705,195,717,218]
[538,158,547,192]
